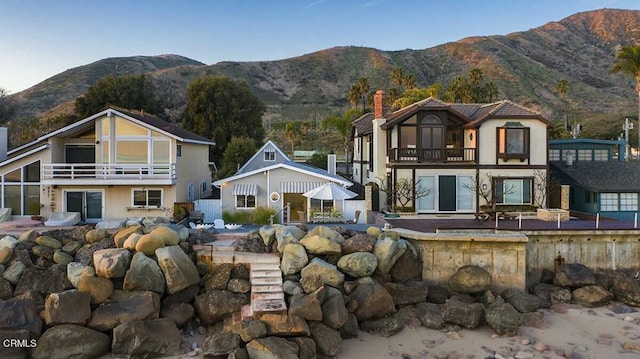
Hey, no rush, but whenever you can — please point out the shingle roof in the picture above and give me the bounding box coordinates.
[551,161,640,192]
[352,113,374,137]
[117,109,213,144]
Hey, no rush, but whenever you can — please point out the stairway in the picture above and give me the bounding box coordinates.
[244,255,287,318]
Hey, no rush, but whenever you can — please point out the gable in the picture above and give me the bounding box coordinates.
[237,140,290,174]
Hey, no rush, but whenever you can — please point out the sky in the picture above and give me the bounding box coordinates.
[2,0,640,94]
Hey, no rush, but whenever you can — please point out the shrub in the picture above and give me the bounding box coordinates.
[223,210,252,224]
[253,206,278,225]
[222,206,279,225]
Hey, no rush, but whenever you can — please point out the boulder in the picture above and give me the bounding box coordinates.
[61,241,82,255]
[32,245,54,260]
[85,228,109,244]
[287,337,317,359]
[0,247,12,265]
[34,236,62,249]
[150,226,180,246]
[42,289,91,326]
[2,261,26,284]
[122,233,144,251]
[259,225,278,246]
[0,277,12,299]
[484,302,522,336]
[308,321,343,357]
[533,283,572,305]
[366,226,382,237]
[300,234,342,255]
[338,313,360,339]
[612,275,640,307]
[227,278,251,293]
[77,275,114,304]
[441,301,484,329]
[503,289,546,313]
[349,277,396,321]
[74,238,115,266]
[384,281,429,305]
[31,324,110,359]
[93,248,131,279]
[246,336,300,359]
[571,285,614,307]
[259,313,310,336]
[300,258,344,292]
[304,225,344,243]
[276,232,299,254]
[231,263,250,279]
[95,219,127,230]
[234,319,267,342]
[415,302,444,329]
[52,250,73,265]
[135,233,165,255]
[156,245,200,294]
[322,292,349,329]
[160,302,194,327]
[360,315,404,337]
[337,252,378,278]
[14,264,72,297]
[0,235,18,250]
[18,230,39,242]
[123,252,165,294]
[283,280,303,295]
[0,328,32,359]
[194,290,249,325]
[202,331,242,357]
[373,237,407,274]
[66,262,96,288]
[0,298,42,337]
[280,243,308,276]
[112,318,181,357]
[87,291,161,331]
[161,284,200,306]
[341,233,377,254]
[389,247,423,282]
[113,225,143,248]
[448,265,492,294]
[553,263,596,288]
[289,286,327,321]
[204,262,233,291]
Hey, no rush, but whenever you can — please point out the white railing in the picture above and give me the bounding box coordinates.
[42,163,177,180]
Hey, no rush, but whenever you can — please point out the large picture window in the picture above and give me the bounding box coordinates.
[602,193,638,211]
[498,124,530,160]
[132,189,163,208]
[495,178,532,205]
[600,193,618,211]
[236,195,256,209]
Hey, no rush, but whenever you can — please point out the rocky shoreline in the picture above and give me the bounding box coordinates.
[0,221,639,358]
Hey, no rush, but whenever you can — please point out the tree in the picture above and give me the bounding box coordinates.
[74,74,158,118]
[376,177,431,212]
[321,108,362,169]
[392,84,442,110]
[183,76,265,163]
[218,136,257,179]
[284,122,299,153]
[555,79,569,129]
[0,87,15,123]
[347,77,370,111]
[463,173,515,211]
[612,44,640,155]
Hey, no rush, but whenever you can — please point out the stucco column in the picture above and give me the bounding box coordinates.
[560,185,570,210]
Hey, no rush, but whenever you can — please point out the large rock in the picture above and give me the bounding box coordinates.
[31,324,110,359]
[123,252,165,294]
[160,302,194,327]
[14,264,72,297]
[0,235,18,250]
[389,247,423,282]
[194,290,249,325]
[300,234,342,255]
[230,318,267,342]
[0,328,32,359]
[2,261,26,284]
[349,277,396,321]
[18,229,39,242]
[259,313,310,337]
[156,245,200,294]
[502,289,546,313]
[360,315,404,337]
[204,263,233,291]
[112,318,181,357]
[338,313,360,339]
[0,247,12,265]
[612,275,640,307]
[202,331,242,357]
[76,275,113,304]
[289,286,327,321]
[85,228,109,244]
[308,321,343,357]
[114,225,143,248]
[150,226,180,246]
[246,336,300,359]
[373,237,407,274]
[42,289,91,326]
[0,298,42,337]
[227,278,251,293]
[448,265,492,294]
[384,281,429,305]
[441,301,484,329]
[53,250,74,265]
[304,225,344,243]
[415,302,444,329]
[0,277,12,299]
[275,225,306,242]
[135,233,165,255]
[533,283,572,305]
[34,236,62,249]
[280,243,308,275]
[341,233,376,254]
[276,232,299,254]
[93,248,131,279]
[484,302,522,336]
[74,237,115,266]
[287,337,317,359]
[554,263,596,288]
[87,291,161,331]
[259,225,278,246]
[571,285,614,307]
[337,252,378,277]
[322,292,349,329]
[122,233,143,251]
[300,258,344,292]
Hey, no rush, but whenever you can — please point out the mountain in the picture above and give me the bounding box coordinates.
[7,9,640,139]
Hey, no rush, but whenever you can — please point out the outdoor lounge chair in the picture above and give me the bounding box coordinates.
[213,218,225,230]
[347,210,361,224]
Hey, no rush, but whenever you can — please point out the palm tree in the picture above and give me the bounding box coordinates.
[284,122,298,153]
[555,79,569,129]
[612,44,640,156]
[355,77,370,111]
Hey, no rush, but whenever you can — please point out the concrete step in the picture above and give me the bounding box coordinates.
[251,284,283,293]
[234,252,280,264]
[251,298,287,314]
[250,276,282,286]
[250,262,282,271]
[251,291,285,302]
[250,269,282,279]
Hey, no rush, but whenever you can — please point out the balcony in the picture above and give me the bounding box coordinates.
[41,163,177,185]
[389,147,476,164]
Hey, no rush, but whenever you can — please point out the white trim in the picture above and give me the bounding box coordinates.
[131,187,164,208]
[62,189,105,223]
[237,140,290,173]
[214,162,351,187]
[0,144,49,168]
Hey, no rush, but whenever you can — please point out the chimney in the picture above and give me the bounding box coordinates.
[327,153,336,175]
[0,127,7,162]
[374,90,386,119]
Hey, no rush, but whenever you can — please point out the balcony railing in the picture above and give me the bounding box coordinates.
[42,163,177,181]
[389,147,476,163]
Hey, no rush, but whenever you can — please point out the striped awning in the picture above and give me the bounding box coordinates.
[233,184,257,196]
[281,182,324,193]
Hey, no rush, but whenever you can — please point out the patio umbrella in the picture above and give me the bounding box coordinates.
[302,182,357,200]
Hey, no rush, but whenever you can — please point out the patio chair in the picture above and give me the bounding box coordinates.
[346,210,361,224]
[297,211,307,224]
[213,218,225,230]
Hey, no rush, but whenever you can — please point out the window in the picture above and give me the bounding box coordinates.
[620,193,638,211]
[593,149,608,161]
[549,149,560,161]
[236,195,256,208]
[457,176,474,211]
[498,124,529,160]
[495,178,532,205]
[578,149,592,161]
[264,149,275,161]
[176,144,182,158]
[133,189,163,207]
[600,193,618,211]
[188,183,195,202]
[201,181,208,194]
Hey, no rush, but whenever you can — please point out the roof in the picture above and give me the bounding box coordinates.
[351,113,374,137]
[8,108,214,156]
[236,140,290,174]
[378,97,550,130]
[213,160,352,187]
[551,161,640,192]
